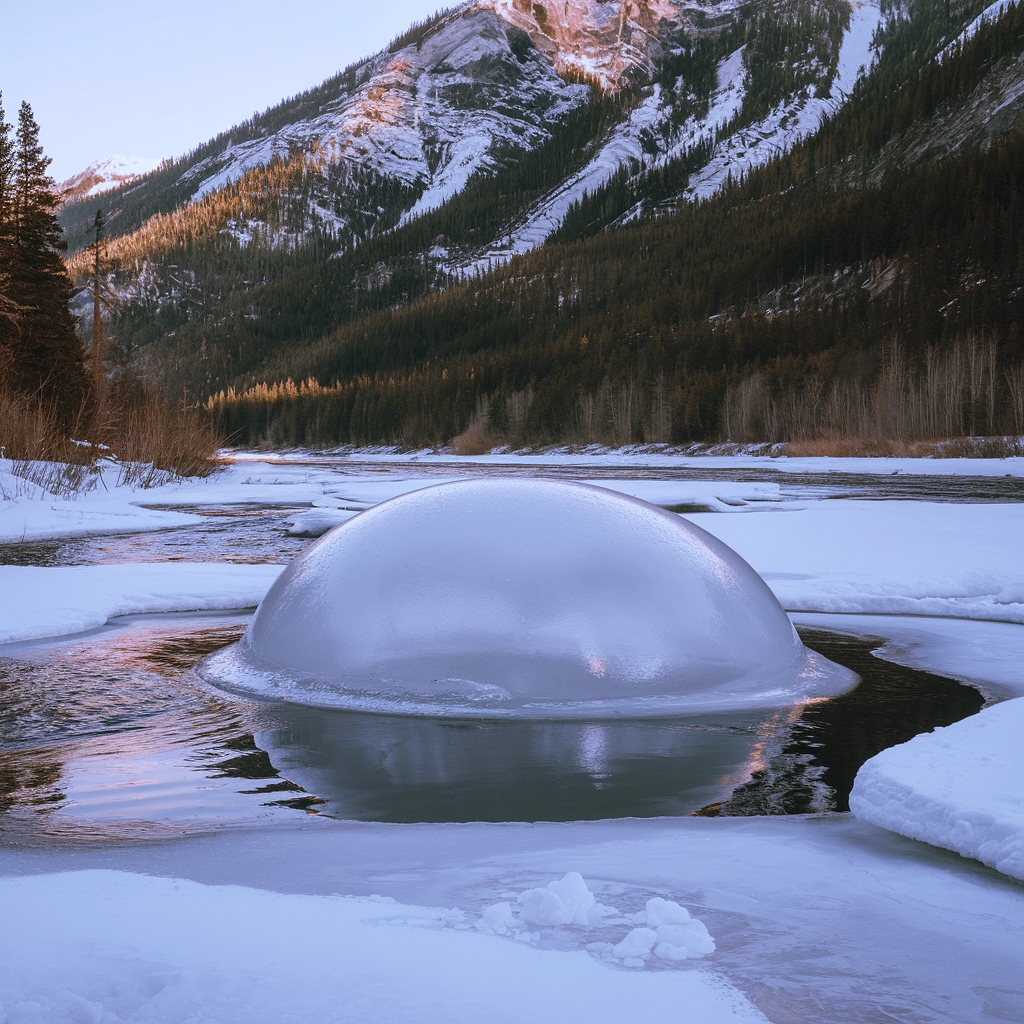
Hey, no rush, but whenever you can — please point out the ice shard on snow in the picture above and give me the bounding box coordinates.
[202,480,855,717]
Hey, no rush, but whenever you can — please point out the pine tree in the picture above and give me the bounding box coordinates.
[4,101,87,423]
[0,93,21,363]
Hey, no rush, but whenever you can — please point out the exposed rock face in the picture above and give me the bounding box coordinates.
[493,0,684,90]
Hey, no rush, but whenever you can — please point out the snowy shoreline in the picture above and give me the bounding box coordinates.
[2,450,1023,1022]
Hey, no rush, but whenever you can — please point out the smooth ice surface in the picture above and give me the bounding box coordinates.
[204,480,851,717]
[851,696,1024,880]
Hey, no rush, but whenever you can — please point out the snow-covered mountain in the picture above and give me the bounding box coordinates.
[58,0,1024,400]
[59,155,161,204]
[65,0,875,267]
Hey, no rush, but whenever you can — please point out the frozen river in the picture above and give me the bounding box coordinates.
[1,450,1023,1023]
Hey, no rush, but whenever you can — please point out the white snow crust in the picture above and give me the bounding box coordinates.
[791,612,1024,698]
[204,479,853,717]
[0,869,764,1024]
[5,451,1024,1023]
[851,697,1024,880]
[0,563,283,645]
[2,814,1022,1024]
[5,453,1024,647]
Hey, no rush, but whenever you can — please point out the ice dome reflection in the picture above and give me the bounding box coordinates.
[201,480,854,717]
[253,704,775,822]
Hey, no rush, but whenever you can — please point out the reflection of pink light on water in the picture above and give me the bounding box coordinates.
[587,656,607,678]
[577,724,608,780]
[717,703,809,789]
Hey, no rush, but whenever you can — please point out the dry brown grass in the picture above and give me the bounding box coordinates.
[0,389,98,463]
[449,425,497,456]
[782,436,943,458]
[94,375,221,481]
[1,375,221,496]
[783,434,1023,458]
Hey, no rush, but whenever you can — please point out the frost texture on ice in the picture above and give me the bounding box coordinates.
[850,696,1024,880]
[202,480,853,717]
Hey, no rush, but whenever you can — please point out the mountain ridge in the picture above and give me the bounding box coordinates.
[57,0,1024,449]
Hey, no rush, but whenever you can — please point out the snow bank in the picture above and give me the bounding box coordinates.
[851,697,1024,880]
[791,612,1024,698]
[691,499,1024,625]
[0,870,766,1024]
[0,563,283,644]
[0,459,201,542]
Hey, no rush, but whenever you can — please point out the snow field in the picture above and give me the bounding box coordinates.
[2,814,1022,1024]
[0,869,765,1024]
[851,696,1024,880]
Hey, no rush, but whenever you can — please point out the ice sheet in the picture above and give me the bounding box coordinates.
[0,869,766,1024]
[2,814,1022,1024]
[791,612,1024,697]
[0,563,283,644]
[690,499,1024,624]
[851,697,1024,880]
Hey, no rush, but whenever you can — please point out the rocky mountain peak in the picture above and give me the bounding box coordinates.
[492,0,684,89]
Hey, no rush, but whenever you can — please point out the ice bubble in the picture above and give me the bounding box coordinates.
[201,479,855,718]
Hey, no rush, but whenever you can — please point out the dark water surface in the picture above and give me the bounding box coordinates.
[0,613,986,839]
[0,505,308,567]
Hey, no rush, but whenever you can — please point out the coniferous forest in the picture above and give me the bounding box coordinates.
[199,0,1024,448]
[0,94,218,475]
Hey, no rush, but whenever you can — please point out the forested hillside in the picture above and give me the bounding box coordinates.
[202,0,1024,447]
[55,0,1024,448]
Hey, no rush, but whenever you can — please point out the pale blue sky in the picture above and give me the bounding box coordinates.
[3,0,450,181]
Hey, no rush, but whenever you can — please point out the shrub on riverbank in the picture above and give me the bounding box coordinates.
[0,377,221,490]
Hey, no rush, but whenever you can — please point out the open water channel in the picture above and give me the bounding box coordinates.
[0,458,999,842]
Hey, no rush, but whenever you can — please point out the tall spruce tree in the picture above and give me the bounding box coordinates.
[1,101,86,424]
[0,93,20,366]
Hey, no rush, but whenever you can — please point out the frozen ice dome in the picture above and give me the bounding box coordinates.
[202,480,854,717]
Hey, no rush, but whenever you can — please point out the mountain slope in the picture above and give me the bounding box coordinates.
[202,0,1024,447]
[59,0,1024,447]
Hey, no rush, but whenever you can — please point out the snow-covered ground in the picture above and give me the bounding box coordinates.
[0,869,760,1024]
[3,449,1024,1022]
[0,562,281,644]
[851,697,1024,880]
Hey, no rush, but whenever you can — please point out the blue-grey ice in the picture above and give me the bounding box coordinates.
[201,479,854,717]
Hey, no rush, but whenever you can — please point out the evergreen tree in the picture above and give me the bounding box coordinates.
[0,93,21,361]
[3,101,86,423]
